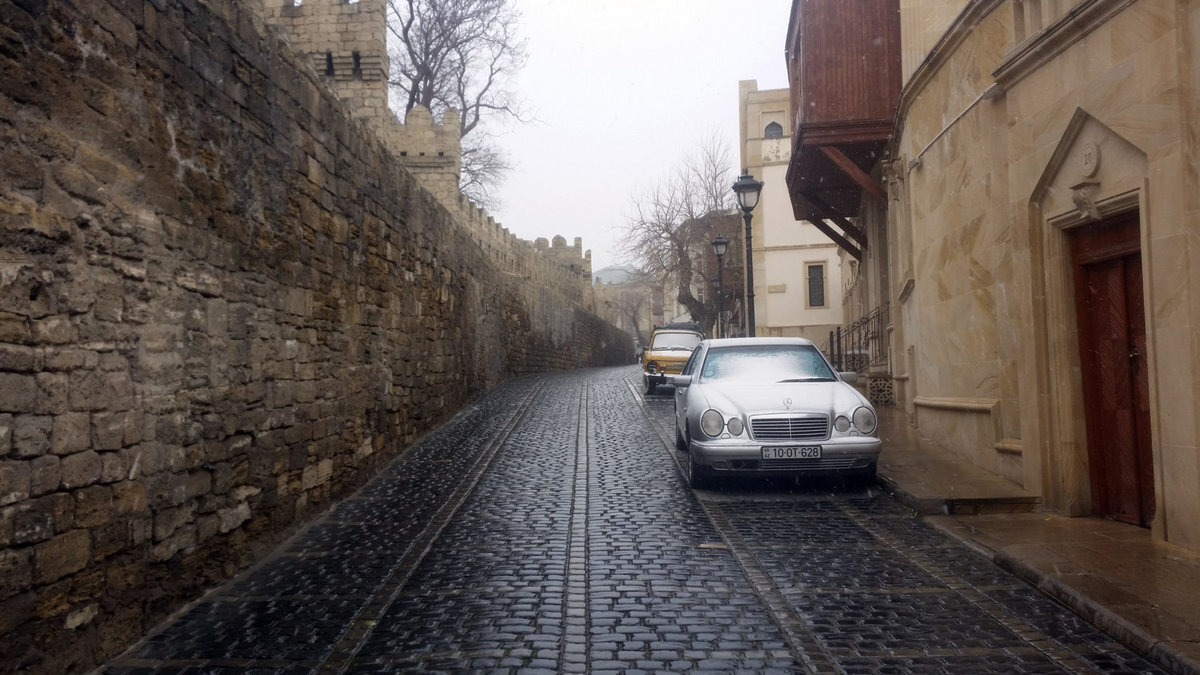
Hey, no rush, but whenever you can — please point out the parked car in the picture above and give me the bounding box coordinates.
[640,321,704,394]
[669,337,880,488]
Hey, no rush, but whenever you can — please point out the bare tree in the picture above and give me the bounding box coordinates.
[458,132,511,211]
[608,270,657,347]
[384,0,527,205]
[620,134,742,333]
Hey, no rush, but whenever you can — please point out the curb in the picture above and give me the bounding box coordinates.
[992,551,1200,675]
[926,518,1200,675]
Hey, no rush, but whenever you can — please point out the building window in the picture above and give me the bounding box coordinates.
[352,51,362,77]
[764,121,783,139]
[325,52,334,76]
[807,263,826,308]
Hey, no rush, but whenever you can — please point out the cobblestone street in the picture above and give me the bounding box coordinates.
[106,367,1163,674]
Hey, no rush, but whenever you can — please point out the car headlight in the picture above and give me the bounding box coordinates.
[700,409,725,437]
[726,417,744,436]
[646,362,658,374]
[852,407,877,434]
[834,416,851,433]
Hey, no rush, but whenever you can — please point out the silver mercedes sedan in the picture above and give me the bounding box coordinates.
[669,337,881,488]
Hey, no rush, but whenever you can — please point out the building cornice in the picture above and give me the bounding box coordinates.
[761,242,843,253]
[992,0,1138,89]
[893,0,1139,157]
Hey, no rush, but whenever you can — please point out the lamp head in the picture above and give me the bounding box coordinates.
[732,171,764,212]
[711,233,729,258]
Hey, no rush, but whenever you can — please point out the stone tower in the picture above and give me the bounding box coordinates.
[262,0,463,205]
[262,0,391,122]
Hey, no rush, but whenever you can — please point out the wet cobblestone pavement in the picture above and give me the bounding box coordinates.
[107,367,1164,674]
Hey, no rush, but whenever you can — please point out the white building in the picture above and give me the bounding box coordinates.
[738,81,844,343]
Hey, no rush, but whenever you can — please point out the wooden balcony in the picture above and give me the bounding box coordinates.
[784,0,902,260]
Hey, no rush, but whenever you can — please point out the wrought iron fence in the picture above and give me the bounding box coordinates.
[823,303,890,373]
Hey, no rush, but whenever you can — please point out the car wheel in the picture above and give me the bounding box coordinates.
[674,424,687,451]
[688,451,713,489]
[644,377,656,395]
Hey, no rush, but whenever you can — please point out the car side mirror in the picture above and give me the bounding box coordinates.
[839,372,858,384]
[669,374,692,387]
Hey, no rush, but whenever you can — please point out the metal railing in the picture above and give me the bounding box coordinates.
[823,303,890,373]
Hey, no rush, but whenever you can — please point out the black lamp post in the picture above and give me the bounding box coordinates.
[731,171,764,337]
[710,275,721,338]
[711,234,729,338]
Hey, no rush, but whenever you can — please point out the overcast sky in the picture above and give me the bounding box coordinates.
[488,0,793,274]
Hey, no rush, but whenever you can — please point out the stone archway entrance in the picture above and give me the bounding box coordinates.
[1068,212,1154,527]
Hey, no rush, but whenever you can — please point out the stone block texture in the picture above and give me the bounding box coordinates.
[0,0,631,671]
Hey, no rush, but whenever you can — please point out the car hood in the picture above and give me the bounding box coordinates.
[696,380,869,417]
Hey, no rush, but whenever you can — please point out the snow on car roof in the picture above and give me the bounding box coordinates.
[701,337,817,347]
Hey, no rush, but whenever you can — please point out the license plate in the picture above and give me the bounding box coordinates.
[762,446,822,460]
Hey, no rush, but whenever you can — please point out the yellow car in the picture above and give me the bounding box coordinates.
[641,322,704,394]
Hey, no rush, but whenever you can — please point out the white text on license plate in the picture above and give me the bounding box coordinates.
[762,446,822,460]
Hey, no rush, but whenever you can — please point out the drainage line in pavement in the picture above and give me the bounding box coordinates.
[622,374,839,675]
[316,378,547,674]
[559,377,591,672]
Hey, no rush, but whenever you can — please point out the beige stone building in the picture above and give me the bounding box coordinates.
[738,82,845,343]
[786,0,1200,552]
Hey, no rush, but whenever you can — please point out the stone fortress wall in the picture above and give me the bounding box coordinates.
[0,0,628,671]
[262,0,594,307]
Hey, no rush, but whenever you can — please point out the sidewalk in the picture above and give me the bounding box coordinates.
[875,406,1200,675]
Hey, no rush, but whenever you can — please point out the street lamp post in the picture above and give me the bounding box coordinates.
[710,275,721,338]
[711,234,729,338]
[731,171,764,337]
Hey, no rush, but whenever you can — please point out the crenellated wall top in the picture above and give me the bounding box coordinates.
[256,0,591,304]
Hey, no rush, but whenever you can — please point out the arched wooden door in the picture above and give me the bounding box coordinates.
[1069,213,1154,527]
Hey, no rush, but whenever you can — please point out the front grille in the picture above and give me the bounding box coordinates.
[750,415,829,441]
[761,457,856,471]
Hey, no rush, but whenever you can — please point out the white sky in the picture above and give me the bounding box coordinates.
[488,0,793,273]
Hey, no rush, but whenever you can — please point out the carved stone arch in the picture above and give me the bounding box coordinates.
[1027,107,1154,519]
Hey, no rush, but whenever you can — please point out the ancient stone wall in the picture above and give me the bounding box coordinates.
[260,0,595,306]
[0,0,629,671]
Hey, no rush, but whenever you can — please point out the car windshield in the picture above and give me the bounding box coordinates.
[699,344,836,382]
[650,332,702,351]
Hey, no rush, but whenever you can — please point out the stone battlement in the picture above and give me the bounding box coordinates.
[258,0,591,305]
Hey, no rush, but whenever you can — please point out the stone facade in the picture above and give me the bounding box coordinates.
[0,0,628,671]
[887,0,1200,550]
